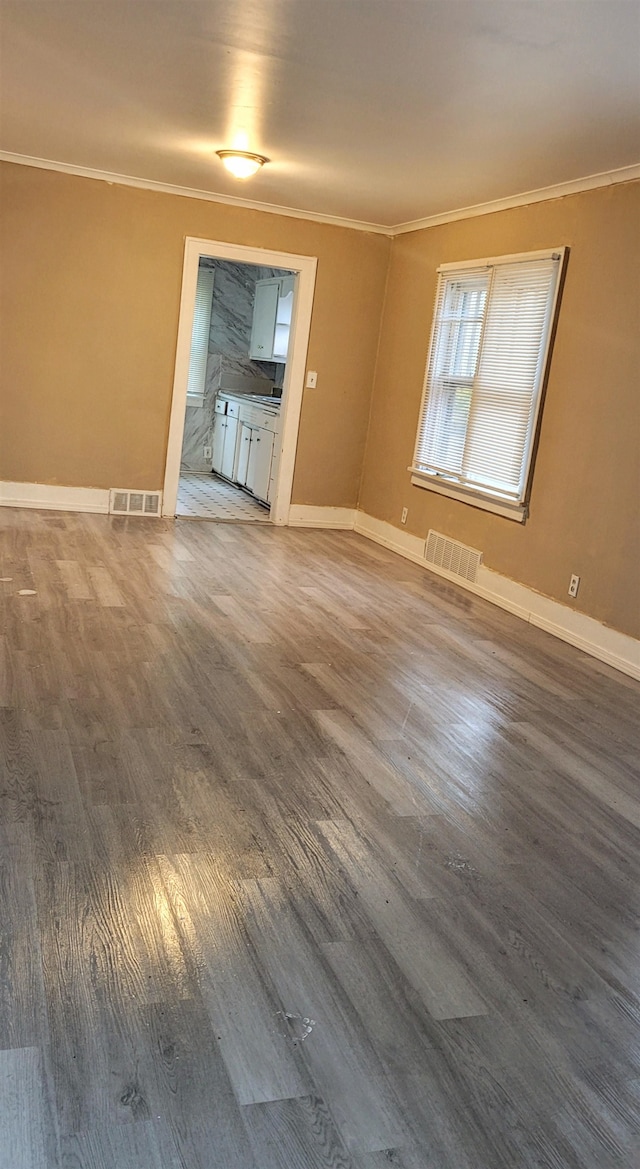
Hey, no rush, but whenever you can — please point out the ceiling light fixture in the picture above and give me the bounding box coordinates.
[216,150,269,179]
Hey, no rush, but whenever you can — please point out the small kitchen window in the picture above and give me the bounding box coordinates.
[410,247,567,521]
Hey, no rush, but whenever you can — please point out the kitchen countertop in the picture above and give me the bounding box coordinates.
[219,391,281,410]
[246,394,282,407]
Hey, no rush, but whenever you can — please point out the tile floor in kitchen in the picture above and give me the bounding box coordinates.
[176,473,271,522]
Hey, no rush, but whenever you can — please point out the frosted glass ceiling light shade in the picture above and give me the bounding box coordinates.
[216,150,269,179]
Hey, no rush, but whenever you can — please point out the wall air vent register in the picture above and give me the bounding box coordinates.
[424,529,482,583]
[109,490,161,516]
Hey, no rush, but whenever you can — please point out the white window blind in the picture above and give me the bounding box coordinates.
[186,267,215,400]
[412,249,564,518]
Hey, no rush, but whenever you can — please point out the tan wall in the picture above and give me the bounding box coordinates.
[359,182,640,638]
[0,162,390,506]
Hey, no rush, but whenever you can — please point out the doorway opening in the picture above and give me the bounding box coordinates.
[163,238,317,524]
[177,257,295,521]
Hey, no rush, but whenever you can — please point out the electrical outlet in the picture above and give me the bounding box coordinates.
[203,445,212,460]
[401,507,408,524]
[568,574,580,598]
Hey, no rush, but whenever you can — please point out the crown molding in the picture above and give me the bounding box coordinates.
[2,151,638,238]
[0,152,392,236]
[391,163,640,234]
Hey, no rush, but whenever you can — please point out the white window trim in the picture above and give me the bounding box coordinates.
[410,246,567,522]
[409,470,528,521]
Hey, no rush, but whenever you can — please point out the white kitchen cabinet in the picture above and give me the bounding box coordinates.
[272,275,294,361]
[247,427,275,501]
[267,442,279,504]
[249,279,280,360]
[213,393,280,504]
[220,414,239,480]
[212,401,241,480]
[236,422,253,487]
[211,409,226,474]
[236,422,275,502]
[249,275,295,362]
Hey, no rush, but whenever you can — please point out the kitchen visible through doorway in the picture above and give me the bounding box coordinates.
[176,257,296,522]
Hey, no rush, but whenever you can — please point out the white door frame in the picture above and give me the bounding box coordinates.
[162,236,317,524]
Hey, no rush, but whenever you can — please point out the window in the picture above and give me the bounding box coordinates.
[186,266,215,404]
[411,248,566,521]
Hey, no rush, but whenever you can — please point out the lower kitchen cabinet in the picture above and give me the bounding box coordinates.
[247,427,275,501]
[220,414,239,479]
[236,424,275,502]
[212,401,241,479]
[236,423,252,487]
[212,394,280,505]
[211,410,226,474]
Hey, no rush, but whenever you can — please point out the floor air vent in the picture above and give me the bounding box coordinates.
[109,489,161,517]
[424,529,482,583]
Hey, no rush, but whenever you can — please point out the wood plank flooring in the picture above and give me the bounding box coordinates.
[0,507,639,1168]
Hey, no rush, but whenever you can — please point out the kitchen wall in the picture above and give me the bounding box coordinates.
[180,404,212,473]
[358,180,640,638]
[0,161,390,506]
[180,259,285,472]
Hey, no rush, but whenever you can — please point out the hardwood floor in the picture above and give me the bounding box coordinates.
[0,506,638,1168]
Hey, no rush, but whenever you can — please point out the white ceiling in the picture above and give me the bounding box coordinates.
[1,1,639,228]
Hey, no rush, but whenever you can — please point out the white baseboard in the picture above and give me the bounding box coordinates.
[288,505,356,529]
[354,512,640,681]
[0,481,110,514]
[354,512,424,563]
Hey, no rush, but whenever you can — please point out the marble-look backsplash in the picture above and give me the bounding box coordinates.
[181,259,292,472]
[181,402,212,473]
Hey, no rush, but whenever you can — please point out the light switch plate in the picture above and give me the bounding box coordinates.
[306,370,318,388]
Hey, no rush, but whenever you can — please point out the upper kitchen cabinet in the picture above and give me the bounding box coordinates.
[249,275,295,363]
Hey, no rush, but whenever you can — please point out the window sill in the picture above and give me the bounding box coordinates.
[409,469,527,522]
[186,392,206,408]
